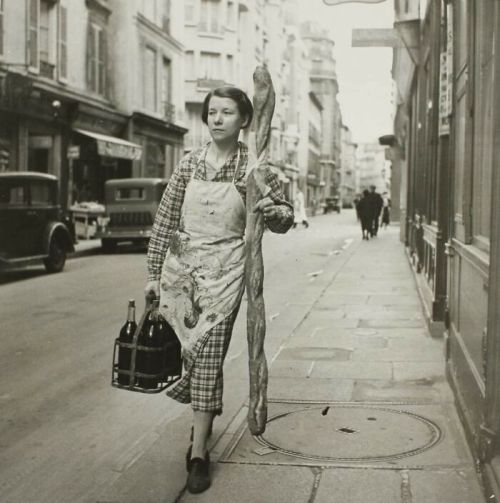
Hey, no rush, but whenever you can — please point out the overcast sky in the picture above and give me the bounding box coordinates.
[298,1,394,144]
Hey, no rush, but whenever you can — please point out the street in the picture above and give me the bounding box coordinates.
[0,210,359,503]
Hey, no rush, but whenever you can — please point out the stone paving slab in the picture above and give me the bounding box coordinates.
[311,361,393,380]
[393,362,446,381]
[181,465,315,503]
[314,468,402,503]
[267,377,355,402]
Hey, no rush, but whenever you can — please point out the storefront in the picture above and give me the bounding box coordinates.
[70,103,142,205]
[130,112,186,180]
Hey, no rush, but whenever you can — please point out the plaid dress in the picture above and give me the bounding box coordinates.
[147,142,293,413]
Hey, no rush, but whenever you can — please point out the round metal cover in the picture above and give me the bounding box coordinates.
[255,404,442,462]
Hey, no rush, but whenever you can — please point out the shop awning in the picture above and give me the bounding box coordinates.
[74,128,143,161]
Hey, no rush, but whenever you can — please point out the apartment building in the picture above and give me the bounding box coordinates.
[0,0,186,206]
[340,124,357,208]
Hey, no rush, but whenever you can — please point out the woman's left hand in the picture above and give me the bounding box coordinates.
[253,196,278,220]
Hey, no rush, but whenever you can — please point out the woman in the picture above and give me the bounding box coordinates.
[144,86,293,494]
[356,189,372,240]
[292,188,309,228]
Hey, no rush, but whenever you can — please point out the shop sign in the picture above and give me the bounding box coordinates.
[67,146,80,159]
[96,140,142,161]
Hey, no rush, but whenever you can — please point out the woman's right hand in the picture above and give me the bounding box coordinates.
[144,280,160,300]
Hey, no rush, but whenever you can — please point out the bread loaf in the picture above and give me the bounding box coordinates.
[245,66,275,436]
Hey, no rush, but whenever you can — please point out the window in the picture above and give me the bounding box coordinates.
[471,0,494,242]
[200,0,221,34]
[162,0,171,32]
[58,6,67,79]
[28,0,39,69]
[39,1,50,63]
[30,182,51,205]
[200,52,220,80]
[86,22,107,95]
[0,0,4,56]
[143,46,157,112]
[185,0,195,23]
[161,57,173,120]
[226,54,234,83]
[185,51,195,80]
[141,0,157,22]
[226,1,235,29]
[116,188,144,201]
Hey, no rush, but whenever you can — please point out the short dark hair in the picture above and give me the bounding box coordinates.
[201,86,253,128]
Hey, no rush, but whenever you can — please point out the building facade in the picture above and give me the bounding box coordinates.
[0,0,187,207]
[340,124,357,208]
[391,1,500,498]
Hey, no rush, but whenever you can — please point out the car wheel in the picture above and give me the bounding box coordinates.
[44,238,67,273]
[102,239,117,253]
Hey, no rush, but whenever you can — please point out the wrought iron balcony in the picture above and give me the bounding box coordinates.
[163,101,175,123]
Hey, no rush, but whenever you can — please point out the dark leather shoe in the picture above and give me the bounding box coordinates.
[186,452,211,494]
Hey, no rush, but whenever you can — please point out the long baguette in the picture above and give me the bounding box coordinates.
[245,65,275,436]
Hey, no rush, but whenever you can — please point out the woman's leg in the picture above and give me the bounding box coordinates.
[191,410,214,459]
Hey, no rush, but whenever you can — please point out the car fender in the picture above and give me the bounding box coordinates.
[43,222,75,255]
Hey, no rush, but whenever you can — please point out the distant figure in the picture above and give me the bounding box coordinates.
[356,190,372,240]
[381,192,391,228]
[293,189,309,228]
[367,185,383,237]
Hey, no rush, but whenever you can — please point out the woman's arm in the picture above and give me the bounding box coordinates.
[146,159,189,281]
[261,167,294,234]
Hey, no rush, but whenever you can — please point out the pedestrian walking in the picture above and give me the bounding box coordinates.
[356,189,373,240]
[381,191,391,228]
[293,188,309,228]
[367,185,383,237]
[144,86,294,495]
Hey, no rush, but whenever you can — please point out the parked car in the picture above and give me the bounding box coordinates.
[0,172,75,273]
[95,178,168,252]
[324,196,341,214]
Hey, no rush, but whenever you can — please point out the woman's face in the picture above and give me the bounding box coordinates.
[207,96,247,143]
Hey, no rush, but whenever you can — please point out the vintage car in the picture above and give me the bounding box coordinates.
[324,196,341,214]
[95,177,168,252]
[0,172,75,273]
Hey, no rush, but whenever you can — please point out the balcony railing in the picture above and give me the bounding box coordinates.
[163,101,175,123]
[39,61,55,79]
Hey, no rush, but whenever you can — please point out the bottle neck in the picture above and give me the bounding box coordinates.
[127,305,136,323]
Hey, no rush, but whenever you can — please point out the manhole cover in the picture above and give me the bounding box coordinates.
[255,404,442,462]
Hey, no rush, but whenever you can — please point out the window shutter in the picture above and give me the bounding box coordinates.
[86,23,93,89]
[59,6,67,79]
[0,0,4,56]
[98,28,107,96]
[28,0,39,69]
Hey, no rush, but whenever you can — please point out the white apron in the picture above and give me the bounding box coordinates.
[159,148,246,355]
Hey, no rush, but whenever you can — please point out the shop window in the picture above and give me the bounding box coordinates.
[86,21,107,96]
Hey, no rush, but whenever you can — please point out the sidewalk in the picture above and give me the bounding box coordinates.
[100,226,485,503]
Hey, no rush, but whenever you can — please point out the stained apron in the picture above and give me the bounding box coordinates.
[159,146,246,357]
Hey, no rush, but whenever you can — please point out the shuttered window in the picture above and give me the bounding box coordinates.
[86,22,107,96]
[0,0,4,56]
[28,0,39,69]
[58,5,67,79]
